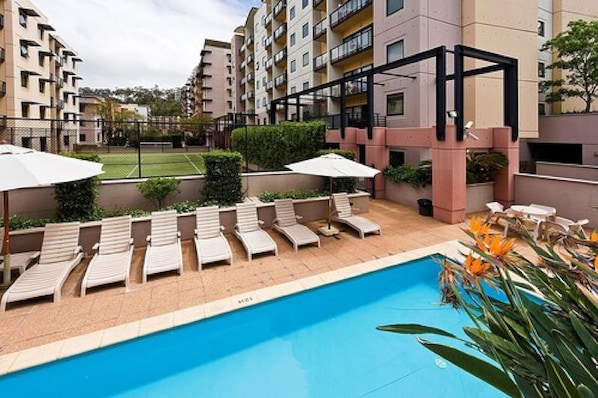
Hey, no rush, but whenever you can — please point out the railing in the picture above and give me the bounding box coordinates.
[265,12,272,27]
[273,23,287,41]
[313,0,324,8]
[274,72,287,88]
[331,76,368,97]
[329,27,372,64]
[246,35,254,47]
[246,72,255,82]
[313,18,326,39]
[265,57,273,70]
[273,0,286,18]
[266,80,274,91]
[329,0,372,29]
[246,54,254,65]
[274,47,287,65]
[247,90,255,99]
[313,52,328,71]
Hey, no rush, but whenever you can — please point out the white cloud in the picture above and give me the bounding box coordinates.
[32,0,261,89]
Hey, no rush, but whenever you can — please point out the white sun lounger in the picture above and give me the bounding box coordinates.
[273,199,320,251]
[142,210,183,282]
[234,202,278,261]
[81,216,134,296]
[194,206,233,269]
[331,193,382,239]
[0,227,41,275]
[1,222,83,311]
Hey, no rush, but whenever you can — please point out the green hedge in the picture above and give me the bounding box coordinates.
[202,151,243,206]
[54,153,102,222]
[231,121,327,170]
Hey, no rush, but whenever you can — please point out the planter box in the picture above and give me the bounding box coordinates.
[384,181,493,214]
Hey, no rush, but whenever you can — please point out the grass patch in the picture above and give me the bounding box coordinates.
[98,152,206,179]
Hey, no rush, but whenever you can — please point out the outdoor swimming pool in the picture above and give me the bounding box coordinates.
[0,256,505,397]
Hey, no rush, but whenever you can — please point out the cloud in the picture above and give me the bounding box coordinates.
[33,0,260,89]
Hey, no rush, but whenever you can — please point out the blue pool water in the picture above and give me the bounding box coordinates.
[0,257,505,397]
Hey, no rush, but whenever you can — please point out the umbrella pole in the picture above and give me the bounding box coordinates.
[328,178,332,229]
[2,191,10,286]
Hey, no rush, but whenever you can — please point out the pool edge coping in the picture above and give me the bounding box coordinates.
[0,239,465,376]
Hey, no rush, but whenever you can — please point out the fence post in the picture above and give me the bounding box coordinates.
[137,121,142,178]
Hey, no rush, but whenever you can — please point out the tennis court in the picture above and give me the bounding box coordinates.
[99,152,206,179]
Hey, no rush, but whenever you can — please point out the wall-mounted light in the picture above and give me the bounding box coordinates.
[464,120,479,140]
[446,110,458,118]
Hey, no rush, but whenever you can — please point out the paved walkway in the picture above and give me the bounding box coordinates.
[0,200,476,356]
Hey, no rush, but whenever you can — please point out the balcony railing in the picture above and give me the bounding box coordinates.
[273,0,286,18]
[313,0,324,8]
[274,72,287,88]
[330,0,372,29]
[265,35,273,49]
[330,27,372,64]
[247,90,255,99]
[265,12,272,27]
[313,52,328,71]
[265,57,273,70]
[274,47,287,65]
[266,80,274,91]
[330,76,368,97]
[246,72,255,82]
[273,23,287,42]
[246,35,254,47]
[246,54,254,65]
[313,18,326,40]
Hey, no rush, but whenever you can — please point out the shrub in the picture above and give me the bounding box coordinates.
[466,151,508,184]
[165,200,201,213]
[9,215,55,230]
[54,153,102,222]
[378,217,598,397]
[137,177,181,210]
[202,151,243,206]
[231,121,327,170]
[382,161,432,188]
[258,189,323,202]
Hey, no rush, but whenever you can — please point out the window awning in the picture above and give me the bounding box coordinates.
[38,50,55,57]
[63,49,76,56]
[21,70,42,76]
[20,39,41,47]
[19,7,40,17]
[37,23,55,31]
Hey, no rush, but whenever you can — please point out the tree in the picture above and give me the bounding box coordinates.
[540,20,598,113]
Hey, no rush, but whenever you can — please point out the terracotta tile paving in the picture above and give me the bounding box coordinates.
[0,199,530,356]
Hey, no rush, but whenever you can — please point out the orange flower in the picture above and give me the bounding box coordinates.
[590,231,598,242]
[468,217,490,236]
[464,253,492,278]
[488,236,515,258]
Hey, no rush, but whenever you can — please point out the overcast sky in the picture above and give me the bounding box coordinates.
[33,0,261,89]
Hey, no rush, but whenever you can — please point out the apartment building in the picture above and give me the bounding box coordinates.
[225,0,597,139]
[0,0,82,151]
[188,39,234,119]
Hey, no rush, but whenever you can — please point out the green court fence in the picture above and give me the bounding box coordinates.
[0,117,252,179]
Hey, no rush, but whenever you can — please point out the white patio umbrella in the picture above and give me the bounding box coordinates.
[285,153,380,235]
[0,144,104,284]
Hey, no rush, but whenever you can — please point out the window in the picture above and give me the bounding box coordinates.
[290,6,295,20]
[38,25,44,40]
[20,71,29,87]
[0,13,4,30]
[302,52,309,66]
[387,39,404,62]
[38,53,45,67]
[290,33,296,46]
[39,106,46,119]
[538,103,546,116]
[290,59,296,72]
[303,81,309,90]
[20,42,29,57]
[387,93,404,115]
[19,11,27,27]
[302,23,309,38]
[79,134,86,142]
[538,62,545,78]
[257,80,260,89]
[538,20,545,37]
[387,0,404,16]
[302,0,308,8]
[389,151,405,167]
[40,137,47,152]
[39,80,45,93]
[21,137,31,148]
[21,102,30,117]
[63,135,70,147]
[290,86,296,94]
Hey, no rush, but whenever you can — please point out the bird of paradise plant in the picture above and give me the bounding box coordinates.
[378,216,598,397]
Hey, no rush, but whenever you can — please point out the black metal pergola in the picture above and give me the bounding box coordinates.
[270,45,518,142]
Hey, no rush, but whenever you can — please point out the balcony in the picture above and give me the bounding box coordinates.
[330,0,372,29]
[246,35,254,47]
[274,47,287,65]
[240,60,246,70]
[265,12,272,27]
[246,72,255,82]
[274,72,287,88]
[247,91,255,99]
[265,57,273,70]
[273,23,287,42]
[266,80,274,91]
[273,0,286,19]
[265,35,273,49]
[246,54,254,65]
[313,18,326,40]
[330,27,373,64]
[313,52,328,71]
[313,0,324,9]
[331,77,368,97]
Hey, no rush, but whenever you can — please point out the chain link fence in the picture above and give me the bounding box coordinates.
[0,117,249,179]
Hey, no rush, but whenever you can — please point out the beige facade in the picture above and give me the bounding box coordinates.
[0,0,81,151]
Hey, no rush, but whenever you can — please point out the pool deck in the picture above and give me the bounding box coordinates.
[0,200,530,375]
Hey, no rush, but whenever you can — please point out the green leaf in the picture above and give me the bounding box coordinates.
[546,355,582,398]
[570,315,598,359]
[418,339,521,397]
[577,384,596,398]
[552,330,598,393]
[376,324,457,338]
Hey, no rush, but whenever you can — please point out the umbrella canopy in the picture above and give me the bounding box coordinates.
[1,144,104,284]
[285,153,380,178]
[285,154,380,234]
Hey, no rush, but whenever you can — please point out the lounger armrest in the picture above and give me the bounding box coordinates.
[577,219,590,226]
[258,220,265,225]
[92,242,100,251]
[194,228,199,235]
[272,218,280,225]
[74,246,83,255]
[129,238,134,245]
[177,231,181,238]
[296,215,303,221]
[146,235,152,243]
[29,251,41,261]
[220,225,225,231]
